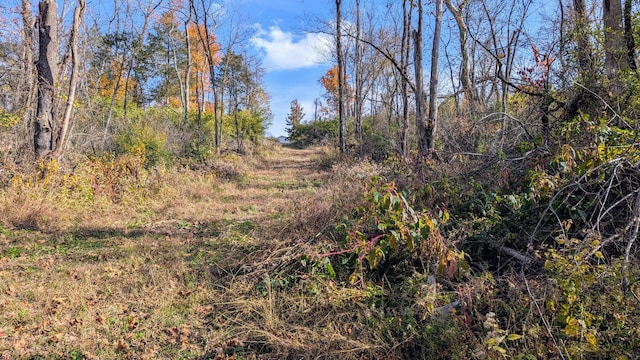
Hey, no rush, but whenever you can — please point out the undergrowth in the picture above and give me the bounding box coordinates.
[1,125,640,359]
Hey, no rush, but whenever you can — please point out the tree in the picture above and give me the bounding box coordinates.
[623,0,637,71]
[320,65,354,124]
[353,0,364,152]
[603,0,628,93]
[444,0,478,112]
[218,51,269,152]
[573,0,593,82]
[400,0,412,158]
[286,99,305,139]
[426,0,444,154]
[335,0,346,154]
[34,0,58,158]
[54,0,85,159]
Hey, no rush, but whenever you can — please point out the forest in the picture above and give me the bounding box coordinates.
[1,0,640,358]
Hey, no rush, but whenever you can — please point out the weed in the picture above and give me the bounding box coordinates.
[5,246,21,258]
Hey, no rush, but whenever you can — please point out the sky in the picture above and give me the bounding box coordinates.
[243,0,335,137]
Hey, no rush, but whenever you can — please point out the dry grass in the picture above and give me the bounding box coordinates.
[0,145,398,359]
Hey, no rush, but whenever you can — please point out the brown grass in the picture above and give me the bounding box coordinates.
[0,145,398,359]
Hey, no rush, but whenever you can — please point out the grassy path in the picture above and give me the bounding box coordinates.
[0,146,334,359]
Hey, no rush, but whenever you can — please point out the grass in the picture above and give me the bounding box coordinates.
[1,145,381,359]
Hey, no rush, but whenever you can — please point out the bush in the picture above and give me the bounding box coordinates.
[115,122,169,168]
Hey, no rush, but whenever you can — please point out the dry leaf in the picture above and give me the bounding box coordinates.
[126,316,138,330]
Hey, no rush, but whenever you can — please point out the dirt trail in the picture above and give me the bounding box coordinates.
[214,146,329,226]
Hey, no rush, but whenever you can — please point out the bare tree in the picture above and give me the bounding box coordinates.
[34,0,58,158]
[426,0,444,154]
[401,0,412,158]
[354,0,364,152]
[444,0,478,112]
[54,0,85,160]
[336,0,346,154]
[20,0,36,133]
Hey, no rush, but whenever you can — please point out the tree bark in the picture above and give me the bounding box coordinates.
[184,19,192,125]
[54,0,85,160]
[35,0,58,159]
[423,0,443,155]
[336,0,346,154]
[21,0,36,129]
[603,0,627,91]
[427,0,443,152]
[623,0,638,71]
[443,0,477,112]
[401,0,412,159]
[573,0,594,81]
[354,0,363,153]
[414,0,427,157]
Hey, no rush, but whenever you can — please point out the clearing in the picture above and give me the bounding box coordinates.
[0,146,359,359]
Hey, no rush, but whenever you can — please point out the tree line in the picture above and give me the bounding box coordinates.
[1,0,271,164]
[285,0,639,164]
[1,0,640,164]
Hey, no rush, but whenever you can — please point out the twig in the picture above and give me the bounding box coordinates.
[523,273,567,360]
[531,158,625,244]
[623,189,640,290]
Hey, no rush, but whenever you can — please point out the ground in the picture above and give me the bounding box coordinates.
[0,146,354,359]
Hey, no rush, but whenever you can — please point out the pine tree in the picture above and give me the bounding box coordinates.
[286,99,305,140]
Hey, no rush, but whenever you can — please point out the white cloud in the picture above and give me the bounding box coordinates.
[251,25,332,71]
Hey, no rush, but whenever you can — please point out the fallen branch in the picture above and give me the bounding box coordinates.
[623,189,640,291]
[432,300,461,316]
[494,244,536,265]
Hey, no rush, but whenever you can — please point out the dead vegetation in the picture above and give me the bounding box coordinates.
[0,145,399,359]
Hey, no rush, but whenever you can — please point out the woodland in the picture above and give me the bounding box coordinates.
[1,0,640,358]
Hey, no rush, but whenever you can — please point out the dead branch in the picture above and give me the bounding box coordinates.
[623,189,640,290]
[497,245,536,265]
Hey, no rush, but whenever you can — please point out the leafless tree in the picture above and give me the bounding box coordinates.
[34,0,58,158]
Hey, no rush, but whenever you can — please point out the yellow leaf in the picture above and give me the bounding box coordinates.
[546,300,555,312]
[564,318,580,337]
[595,251,604,259]
[507,333,522,341]
[585,332,597,347]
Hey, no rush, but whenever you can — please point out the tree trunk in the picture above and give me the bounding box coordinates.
[336,0,346,154]
[21,0,37,133]
[184,19,192,125]
[443,0,476,112]
[623,0,638,71]
[35,0,58,159]
[54,0,85,160]
[401,0,411,159]
[573,0,593,81]
[414,0,427,157]
[603,0,627,92]
[427,0,443,152]
[354,0,363,153]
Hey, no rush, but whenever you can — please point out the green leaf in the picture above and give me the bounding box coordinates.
[420,224,431,239]
[324,259,336,279]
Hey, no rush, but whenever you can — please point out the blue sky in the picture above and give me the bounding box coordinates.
[244,0,335,137]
